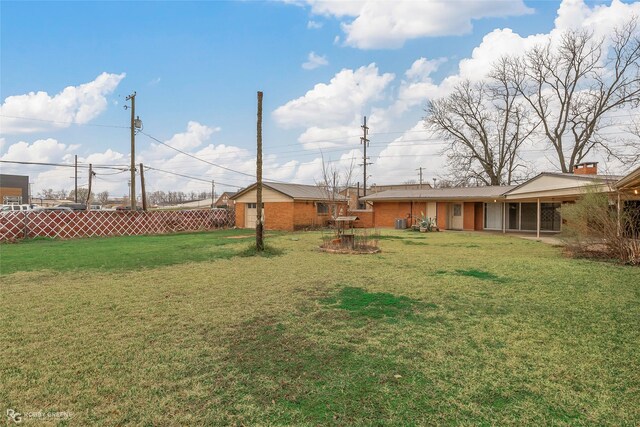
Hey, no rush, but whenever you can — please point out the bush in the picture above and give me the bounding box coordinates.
[561,187,640,265]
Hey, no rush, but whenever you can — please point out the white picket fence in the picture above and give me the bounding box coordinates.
[0,209,235,242]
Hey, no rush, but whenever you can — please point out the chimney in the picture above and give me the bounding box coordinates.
[573,162,598,175]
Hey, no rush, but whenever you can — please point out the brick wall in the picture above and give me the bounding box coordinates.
[293,201,323,229]
[265,202,294,231]
[351,209,374,228]
[372,202,412,228]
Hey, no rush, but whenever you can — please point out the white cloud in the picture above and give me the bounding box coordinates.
[0,72,126,134]
[0,138,72,163]
[370,57,446,130]
[162,121,220,151]
[0,138,130,196]
[148,77,162,86]
[405,57,447,81]
[278,0,640,183]
[371,121,445,185]
[297,0,533,49]
[307,20,323,29]
[297,124,362,150]
[273,63,394,129]
[302,51,329,70]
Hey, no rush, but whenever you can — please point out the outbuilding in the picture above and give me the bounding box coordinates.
[230,182,347,231]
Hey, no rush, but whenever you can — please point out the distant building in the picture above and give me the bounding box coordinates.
[341,183,432,210]
[215,192,237,208]
[0,174,29,204]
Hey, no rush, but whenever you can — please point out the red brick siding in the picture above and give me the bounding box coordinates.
[293,201,331,229]
[264,202,294,231]
[352,210,374,228]
[372,202,412,228]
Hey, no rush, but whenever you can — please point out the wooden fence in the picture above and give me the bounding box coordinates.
[0,209,235,242]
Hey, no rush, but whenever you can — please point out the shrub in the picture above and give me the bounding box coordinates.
[561,187,640,265]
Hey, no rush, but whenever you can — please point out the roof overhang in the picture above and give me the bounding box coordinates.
[365,196,506,202]
[616,166,640,194]
[230,182,347,202]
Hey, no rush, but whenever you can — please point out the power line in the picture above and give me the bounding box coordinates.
[0,114,129,129]
[140,131,256,178]
[144,165,245,189]
[0,159,128,170]
[140,130,295,185]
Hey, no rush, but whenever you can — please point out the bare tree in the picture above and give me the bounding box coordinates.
[68,188,93,202]
[38,188,56,199]
[426,69,537,185]
[97,191,110,205]
[504,19,640,172]
[317,153,356,219]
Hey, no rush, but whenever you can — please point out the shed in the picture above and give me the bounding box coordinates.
[230,182,348,231]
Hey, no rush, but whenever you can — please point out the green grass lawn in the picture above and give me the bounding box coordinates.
[1,230,639,425]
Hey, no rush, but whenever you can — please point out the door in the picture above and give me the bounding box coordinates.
[450,203,463,230]
[245,203,257,228]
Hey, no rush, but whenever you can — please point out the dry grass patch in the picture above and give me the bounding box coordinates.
[1,230,639,425]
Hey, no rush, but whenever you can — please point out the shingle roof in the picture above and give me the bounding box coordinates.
[361,185,514,201]
[232,182,347,201]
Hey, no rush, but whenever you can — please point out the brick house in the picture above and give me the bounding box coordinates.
[230,182,348,231]
[361,162,633,237]
[214,192,236,208]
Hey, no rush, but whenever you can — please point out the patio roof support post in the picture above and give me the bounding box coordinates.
[536,198,541,239]
[502,202,506,233]
[617,192,621,237]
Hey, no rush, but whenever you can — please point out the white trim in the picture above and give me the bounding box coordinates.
[536,198,541,239]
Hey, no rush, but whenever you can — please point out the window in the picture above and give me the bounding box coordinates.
[317,203,329,214]
[520,203,537,230]
[541,203,561,231]
[453,204,461,216]
[484,203,503,230]
[247,203,257,209]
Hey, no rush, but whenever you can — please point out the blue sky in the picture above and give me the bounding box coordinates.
[1,0,638,198]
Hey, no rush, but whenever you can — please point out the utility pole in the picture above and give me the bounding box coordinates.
[125,92,137,211]
[416,167,424,189]
[256,91,264,251]
[211,180,215,208]
[128,180,131,206]
[360,116,372,197]
[74,155,78,203]
[140,163,147,211]
[85,164,94,210]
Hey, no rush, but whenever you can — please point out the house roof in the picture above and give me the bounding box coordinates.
[231,182,348,202]
[360,185,514,201]
[616,166,640,191]
[503,172,620,195]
